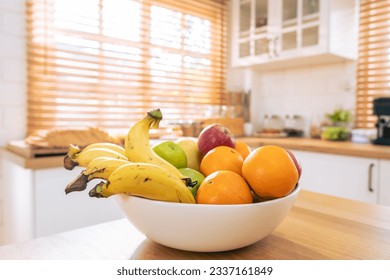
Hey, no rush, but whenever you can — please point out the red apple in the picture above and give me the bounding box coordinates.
[197,124,235,156]
[287,150,302,179]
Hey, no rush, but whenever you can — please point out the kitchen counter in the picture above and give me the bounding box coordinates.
[1,190,390,260]
[5,137,390,170]
[237,137,390,160]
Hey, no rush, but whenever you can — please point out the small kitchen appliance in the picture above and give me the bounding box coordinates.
[373,97,390,145]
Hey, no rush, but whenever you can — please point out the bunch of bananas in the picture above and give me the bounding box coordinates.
[64,109,196,204]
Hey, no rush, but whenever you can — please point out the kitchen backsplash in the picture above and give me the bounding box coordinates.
[229,61,357,136]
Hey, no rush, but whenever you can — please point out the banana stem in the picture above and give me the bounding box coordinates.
[147,108,162,120]
[64,155,78,170]
[184,178,198,187]
[147,108,162,129]
[65,172,88,194]
[89,182,105,198]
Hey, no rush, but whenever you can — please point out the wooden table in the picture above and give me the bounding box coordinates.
[1,190,390,260]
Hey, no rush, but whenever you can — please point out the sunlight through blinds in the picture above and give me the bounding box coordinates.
[356,0,390,128]
[26,0,228,134]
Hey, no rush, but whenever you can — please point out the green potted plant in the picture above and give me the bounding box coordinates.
[321,109,352,141]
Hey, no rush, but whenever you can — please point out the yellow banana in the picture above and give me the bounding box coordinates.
[65,157,129,194]
[64,144,128,170]
[89,162,196,204]
[81,142,125,156]
[83,157,129,179]
[124,109,193,186]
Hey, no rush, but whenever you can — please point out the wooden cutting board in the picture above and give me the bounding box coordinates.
[200,117,244,136]
[6,140,68,158]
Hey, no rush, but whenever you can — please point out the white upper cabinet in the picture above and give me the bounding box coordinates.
[231,0,358,69]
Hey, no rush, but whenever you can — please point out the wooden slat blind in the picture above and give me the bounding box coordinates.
[26,0,228,134]
[356,0,390,128]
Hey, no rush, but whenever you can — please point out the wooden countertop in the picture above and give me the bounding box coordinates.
[1,190,389,260]
[4,137,390,170]
[237,137,390,160]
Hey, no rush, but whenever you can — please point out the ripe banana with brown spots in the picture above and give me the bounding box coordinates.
[89,162,196,204]
[64,144,128,170]
[124,108,194,187]
[65,156,129,194]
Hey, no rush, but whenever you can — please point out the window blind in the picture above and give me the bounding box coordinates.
[26,0,228,134]
[356,0,390,128]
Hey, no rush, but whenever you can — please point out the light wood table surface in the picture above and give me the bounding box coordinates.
[1,190,390,260]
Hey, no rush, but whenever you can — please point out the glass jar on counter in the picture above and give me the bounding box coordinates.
[262,114,284,133]
[283,114,304,137]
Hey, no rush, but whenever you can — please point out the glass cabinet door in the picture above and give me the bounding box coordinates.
[283,0,297,23]
[239,1,251,35]
[302,0,319,16]
[239,0,251,58]
[301,0,319,47]
[239,41,251,57]
[255,0,268,30]
[253,0,269,57]
[238,0,269,59]
[280,0,320,52]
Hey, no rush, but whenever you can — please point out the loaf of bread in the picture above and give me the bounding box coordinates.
[25,127,122,148]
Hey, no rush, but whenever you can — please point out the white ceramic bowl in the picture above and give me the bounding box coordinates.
[117,185,300,252]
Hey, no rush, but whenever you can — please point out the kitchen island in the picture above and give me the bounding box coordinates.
[1,190,389,260]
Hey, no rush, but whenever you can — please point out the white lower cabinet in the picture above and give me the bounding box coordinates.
[2,152,124,245]
[291,150,380,204]
[378,159,390,206]
[34,168,124,238]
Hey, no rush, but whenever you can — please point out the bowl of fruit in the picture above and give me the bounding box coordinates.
[63,109,302,252]
[117,184,300,252]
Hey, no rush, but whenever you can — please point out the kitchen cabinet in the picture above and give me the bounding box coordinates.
[379,159,390,206]
[33,167,124,238]
[0,204,3,245]
[291,150,379,204]
[230,0,358,69]
[1,151,124,245]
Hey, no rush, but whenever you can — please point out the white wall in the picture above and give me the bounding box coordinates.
[0,0,26,245]
[0,0,27,145]
[249,61,357,134]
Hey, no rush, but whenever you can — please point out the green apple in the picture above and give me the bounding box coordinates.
[179,167,205,197]
[175,137,202,171]
[152,140,187,169]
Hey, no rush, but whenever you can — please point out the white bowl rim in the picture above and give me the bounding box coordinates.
[119,184,301,208]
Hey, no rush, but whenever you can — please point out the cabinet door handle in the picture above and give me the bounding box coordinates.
[368,163,374,192]
[273,36,279,57]
[267,38,273,58]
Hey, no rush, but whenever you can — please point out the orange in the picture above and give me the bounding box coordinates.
[242,145,298,199]
[196,170,253,204]
[200,146,244,177]
[234,141,252,160]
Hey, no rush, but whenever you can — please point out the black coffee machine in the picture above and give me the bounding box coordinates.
[373,97,390,145]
